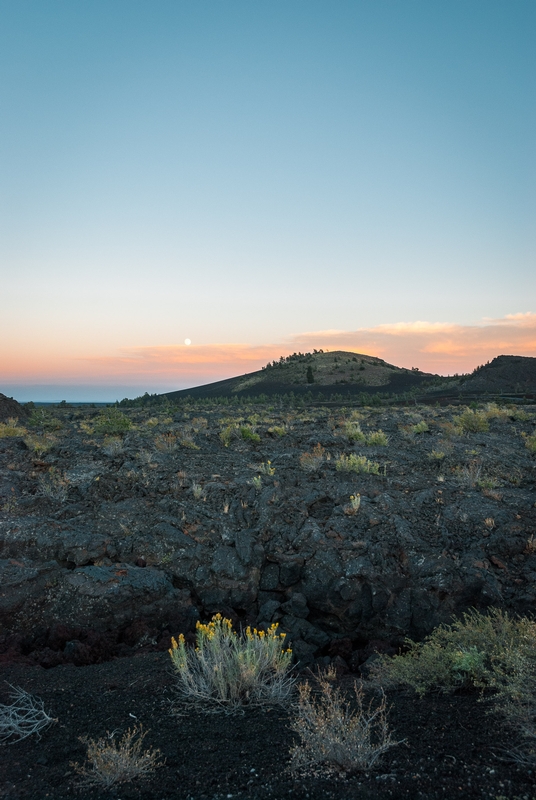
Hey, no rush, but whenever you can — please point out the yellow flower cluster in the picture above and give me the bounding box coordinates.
[169,632,185,652]
[245,622,286,641]
[169,616,292,656]
[194,613,234,641]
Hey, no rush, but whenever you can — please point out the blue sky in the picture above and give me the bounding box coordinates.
[1,1,534,400]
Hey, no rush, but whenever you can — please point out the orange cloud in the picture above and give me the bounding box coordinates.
[291,313,536,374]
[1,313,534,388]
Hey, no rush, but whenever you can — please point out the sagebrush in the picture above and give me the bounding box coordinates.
[289,676,400,774]
[169,614,294,712]
[72,726,163,787]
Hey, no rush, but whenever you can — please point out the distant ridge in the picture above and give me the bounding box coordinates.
[457,355,536,394]
[158,351,536,404]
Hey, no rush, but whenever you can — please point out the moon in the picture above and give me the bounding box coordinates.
[184,338,191,346]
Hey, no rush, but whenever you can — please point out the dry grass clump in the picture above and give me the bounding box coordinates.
[483,403,511,422]
[289,675,400,774]
[72,726,163,787]
[267,425,286,437]
[0,419,27,438]
[219,423,235,446]
[177,426,200,449]
[169,614,294,712]
[428,449,446,461]
[454,460,499,491]
[191,416,208,430]
[38,468,69,502]
[344,422,388,446]
[0,685,56,744]
[336,454,380,475]
[154,431,178,452]
[102,436,124,456]
[522,432,536,454]
[299,443,325,472]
[24,433,56,456]
[191,481,205,500]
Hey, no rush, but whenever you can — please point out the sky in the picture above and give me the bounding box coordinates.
[1,1,535,401]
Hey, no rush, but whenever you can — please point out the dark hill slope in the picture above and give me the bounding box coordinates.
[164,350,436,400]
[459,355,536,394]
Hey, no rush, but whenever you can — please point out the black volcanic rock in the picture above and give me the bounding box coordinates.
[0,393,28,422]
[0,397,535,668]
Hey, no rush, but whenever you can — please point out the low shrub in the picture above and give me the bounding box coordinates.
[289,675,400,774]
[23,433,55,456]
[369,608,536,696]
[219,424,234,447]
[102,436,125,456]
[93,408,132,436]
[240,426,261,444]
[336,454,380,475]
[366,429,389,446]
[268,425,286,437]
[428,449,446,461]
[38,468,69,503]
[483,403,510,422]
[191,482,205,500]
[371,608,536,764]
[0,685,55,743]
[169,614,294,712]
[344,421,366,443]
[72,726,163,787]
[177,426,199,449]
[154,432,177,452]
[299,443,325,472]
[454,409,489,434]
[523,433,536,454]
[411,421,429,435]
[344,422,388,446]
[27,409,62,431]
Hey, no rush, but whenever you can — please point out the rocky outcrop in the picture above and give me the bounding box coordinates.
[0,393,28,422]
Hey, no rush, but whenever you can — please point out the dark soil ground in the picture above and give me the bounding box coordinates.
[1,653,535,800]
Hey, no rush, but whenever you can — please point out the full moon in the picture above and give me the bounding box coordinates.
[184,338,191,346]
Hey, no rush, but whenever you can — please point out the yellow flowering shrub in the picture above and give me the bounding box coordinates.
[169,613,294,711]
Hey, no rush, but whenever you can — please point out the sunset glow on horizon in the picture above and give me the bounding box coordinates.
[2,313,535,402]
[1,2,534,402]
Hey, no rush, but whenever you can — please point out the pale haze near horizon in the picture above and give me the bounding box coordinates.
[1,1,534,401]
